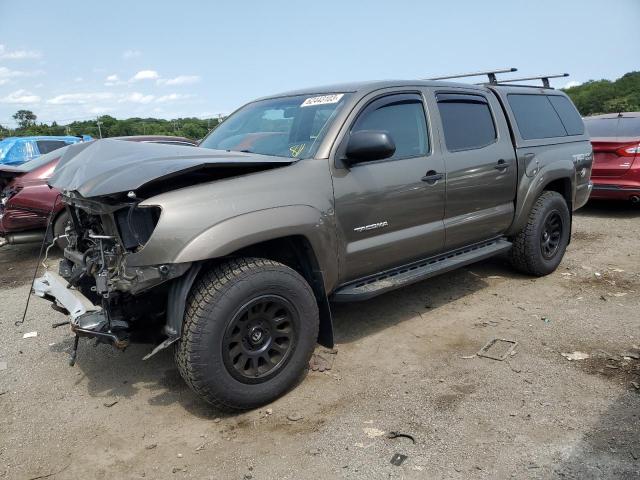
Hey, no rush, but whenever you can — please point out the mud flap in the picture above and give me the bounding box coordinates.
[164,264,202,337]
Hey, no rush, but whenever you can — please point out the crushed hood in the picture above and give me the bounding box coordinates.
[50,139,297,198]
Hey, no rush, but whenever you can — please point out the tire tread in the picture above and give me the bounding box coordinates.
[510,191,569,276]
[175,257,317,411]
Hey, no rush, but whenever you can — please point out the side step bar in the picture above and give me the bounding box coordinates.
[331,238,512,302]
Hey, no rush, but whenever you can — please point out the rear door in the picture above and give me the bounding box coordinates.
[430,89,517,250]
[332,90,446,282]
[585,115,640,177]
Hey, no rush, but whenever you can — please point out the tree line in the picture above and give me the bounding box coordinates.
[562,71,640,116]
[1,111,221,141]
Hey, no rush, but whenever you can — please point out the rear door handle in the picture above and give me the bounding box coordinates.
[494,159,508,170]
[422,170,444,183]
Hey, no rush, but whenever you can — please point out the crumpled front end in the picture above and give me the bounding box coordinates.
[32,139,299,362]
[33,192,192,361]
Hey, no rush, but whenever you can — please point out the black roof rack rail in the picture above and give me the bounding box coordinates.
[427,68,517,85]
[492,73,569,89]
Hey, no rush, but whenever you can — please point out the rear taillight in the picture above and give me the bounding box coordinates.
[616,143,640,157]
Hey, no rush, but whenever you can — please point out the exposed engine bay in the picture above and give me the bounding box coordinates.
[35,192,192,363]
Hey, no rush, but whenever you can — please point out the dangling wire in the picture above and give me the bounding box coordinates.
[15,192,62,326]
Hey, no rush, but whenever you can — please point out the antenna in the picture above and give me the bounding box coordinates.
[495,73,569,88]
[427,68,518,84]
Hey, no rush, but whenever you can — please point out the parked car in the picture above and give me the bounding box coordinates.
[33,78,592,410]
[0,136,90,166]
[583,112,640,203]
[0,136,197,246]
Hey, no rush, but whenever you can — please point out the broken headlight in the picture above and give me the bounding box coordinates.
[114,205,161,250]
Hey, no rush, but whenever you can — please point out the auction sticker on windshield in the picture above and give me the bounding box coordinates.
[301,94,344,107]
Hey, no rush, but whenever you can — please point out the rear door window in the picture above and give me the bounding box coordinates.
[508,94,567,140]
[351,93,429,160]
[547,95,584,136]
[436,93,497,151]
[36,140,68,154]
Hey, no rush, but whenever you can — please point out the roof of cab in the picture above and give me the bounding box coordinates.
[258,79,490,100]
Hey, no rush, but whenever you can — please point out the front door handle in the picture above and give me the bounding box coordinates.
[494,159,508,170]
[422,170,444,183]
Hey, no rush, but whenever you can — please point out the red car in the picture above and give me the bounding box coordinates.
[584,112,640,203]
[0,135,197,246]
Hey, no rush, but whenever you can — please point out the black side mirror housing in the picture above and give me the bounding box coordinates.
[344,130,395,165]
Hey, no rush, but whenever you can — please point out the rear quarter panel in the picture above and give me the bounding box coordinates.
[489,86,593,234]
[506,143,591,235]
[2,162,63,233]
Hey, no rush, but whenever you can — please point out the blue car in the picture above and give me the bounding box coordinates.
[0,135,91,166]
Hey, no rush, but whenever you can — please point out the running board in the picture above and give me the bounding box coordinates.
[331,238,512,302]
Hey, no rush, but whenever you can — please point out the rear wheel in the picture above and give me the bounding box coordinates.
[175,257,319,410]
[510,191,571,276]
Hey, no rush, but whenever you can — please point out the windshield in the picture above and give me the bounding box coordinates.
[199,93,350,159]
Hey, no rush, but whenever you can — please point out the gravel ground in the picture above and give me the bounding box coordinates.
[0,201,639,480]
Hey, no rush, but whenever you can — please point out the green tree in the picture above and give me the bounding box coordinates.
[6,112,219,140]
[182,121,207,140]
[563,71,640,116]
[12,110,37,129]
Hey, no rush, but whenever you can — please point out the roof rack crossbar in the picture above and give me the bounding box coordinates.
[494,73,569,88]
[427,68,517,84]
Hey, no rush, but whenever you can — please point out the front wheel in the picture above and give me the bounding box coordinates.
[509,191,571,276]
[175,258,319,410]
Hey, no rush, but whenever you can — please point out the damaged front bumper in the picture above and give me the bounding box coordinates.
[31,190,202,364]
[33,270,129,350]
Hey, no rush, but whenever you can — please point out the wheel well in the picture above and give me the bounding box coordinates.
[224,235,334,348]
[543,178,572,211]
[230,235,316,277]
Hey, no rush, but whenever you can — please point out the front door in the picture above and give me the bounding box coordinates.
[332,91,446,283]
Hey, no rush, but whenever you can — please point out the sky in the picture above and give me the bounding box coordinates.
[0,0,638,128]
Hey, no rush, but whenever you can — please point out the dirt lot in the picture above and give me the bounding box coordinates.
[0,201,639,480]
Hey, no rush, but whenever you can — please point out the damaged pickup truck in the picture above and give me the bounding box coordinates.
[34,74,593,410]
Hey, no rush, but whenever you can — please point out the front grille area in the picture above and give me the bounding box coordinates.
[114,206,161,250]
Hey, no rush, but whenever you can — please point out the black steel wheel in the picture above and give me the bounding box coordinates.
[222,295,298,383]
[540,211,563,259]
[175,258,319,411]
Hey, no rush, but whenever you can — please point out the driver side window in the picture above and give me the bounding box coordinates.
[351,94,429,160]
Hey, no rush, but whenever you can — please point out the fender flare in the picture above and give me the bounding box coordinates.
[507,161,575,236]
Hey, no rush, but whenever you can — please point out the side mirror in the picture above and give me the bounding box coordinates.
[345,130,395,165]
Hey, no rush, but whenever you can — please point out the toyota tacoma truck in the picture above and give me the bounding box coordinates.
[33,73,593,410]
